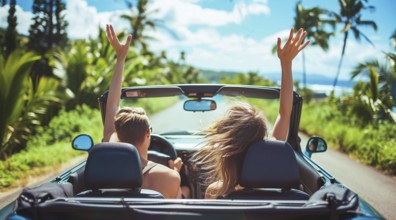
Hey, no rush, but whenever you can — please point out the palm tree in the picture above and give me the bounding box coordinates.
[121,0,156,48]
[294,1,335,87]
[351,60,380,101]
[0,50,66,157]
[350,60,395,123]
[386,29,396,102]
[349,29,396,123]
[331,0,377,92]
[121,0,177,50]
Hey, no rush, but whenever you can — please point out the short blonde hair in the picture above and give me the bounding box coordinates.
[114,107,150,146]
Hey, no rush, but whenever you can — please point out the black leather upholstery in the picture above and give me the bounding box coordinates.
[75,142,163,198]
[85,142,143,189]
[76,188,163,198]
[294,152,325,195]
[225,140,309,200]
[225,188,310,200]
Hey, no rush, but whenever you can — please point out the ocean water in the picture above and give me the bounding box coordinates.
[266,73,355,97]
[307,84,353,97]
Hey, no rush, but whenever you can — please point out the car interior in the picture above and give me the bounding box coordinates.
[67,137,326,200]
[66,85,328,200]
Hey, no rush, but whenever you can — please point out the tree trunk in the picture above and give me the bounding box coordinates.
[48,0,53,49]
[332,31,349,93]
[302,50,306,88]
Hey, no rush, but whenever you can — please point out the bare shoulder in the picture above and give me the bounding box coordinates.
[205,181,223,199]
[147,163,180,186]
[146,163,181,198]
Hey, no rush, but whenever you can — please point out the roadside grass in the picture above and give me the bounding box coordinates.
[0,98,179,191]
[0,105,102,190]
[300,101,396,175]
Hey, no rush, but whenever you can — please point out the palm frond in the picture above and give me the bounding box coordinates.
[356,18,377,31]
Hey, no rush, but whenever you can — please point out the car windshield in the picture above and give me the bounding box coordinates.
[119,94,280,136]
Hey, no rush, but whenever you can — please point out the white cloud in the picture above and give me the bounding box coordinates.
[0,0,130,39]
[302,36,388,80]
[64,0,129,39]
[149,26,281,73]
[0,5,33,35]
[150,0,270,27]
[150,23,390,83]
[1,0,390,84]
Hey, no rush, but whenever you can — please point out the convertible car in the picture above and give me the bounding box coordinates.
[2,84,384,220]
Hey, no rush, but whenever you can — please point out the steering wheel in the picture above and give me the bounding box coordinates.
[148,134,177,166]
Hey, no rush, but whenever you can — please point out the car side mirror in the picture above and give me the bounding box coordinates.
[305,136,327,158]
[72,134,94,151]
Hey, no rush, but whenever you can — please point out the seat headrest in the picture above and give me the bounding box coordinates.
[239,140,300,189]
[84,142,142,189]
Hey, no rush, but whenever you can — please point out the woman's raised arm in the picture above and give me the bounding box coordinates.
[103,24,132,142]
[272,28,309,141]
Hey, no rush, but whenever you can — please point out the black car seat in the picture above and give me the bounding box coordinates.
[75,142,163,198]
[67,165,86,195]
[224,140,310,200]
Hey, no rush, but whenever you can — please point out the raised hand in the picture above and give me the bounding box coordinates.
[272,28,309,141]
[277,28,310,63]
[106,24,132,61]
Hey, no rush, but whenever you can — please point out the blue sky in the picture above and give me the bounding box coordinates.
[1,0,395,90]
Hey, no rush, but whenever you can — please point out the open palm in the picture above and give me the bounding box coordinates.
[277,28,309,62]
[106,24,132,60]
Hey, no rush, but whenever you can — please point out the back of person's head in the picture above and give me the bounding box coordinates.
[212,103,268,147]
[114,107,150,146]
[192,102,268,198]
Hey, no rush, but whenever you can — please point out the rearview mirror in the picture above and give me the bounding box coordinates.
[305,136,327,158]
[72,134,94,151]
[184,99,217,112]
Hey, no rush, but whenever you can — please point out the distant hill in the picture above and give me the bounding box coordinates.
[199,69,241,83]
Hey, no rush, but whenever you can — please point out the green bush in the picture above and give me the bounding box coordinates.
[0,105,102,189]
[28,105,103,147]
[300,101,396,175]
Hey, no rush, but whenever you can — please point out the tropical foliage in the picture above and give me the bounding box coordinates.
[3,0,17,57]
[219,71,276,86]
[300,100,396,175]
[0,1,201,159]
[0,105,101,189]
[329,29,396,126]
[0,50,69,158]
[331,0,377,90]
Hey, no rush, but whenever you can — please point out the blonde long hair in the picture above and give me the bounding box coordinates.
[191,102,268,198]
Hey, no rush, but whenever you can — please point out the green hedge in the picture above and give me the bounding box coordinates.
[0,105,102,189]
[300,101,396,175]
